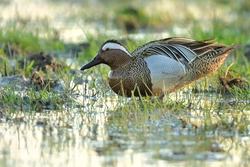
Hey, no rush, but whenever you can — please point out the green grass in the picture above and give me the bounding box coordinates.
[0,24,65,56]
[0,1,250,166]
[2,18,248,127]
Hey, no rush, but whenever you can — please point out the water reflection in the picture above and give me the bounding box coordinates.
[0,0,249,166]
[0,103,249,166]
[0,82,250,167]
[0,69,249,167]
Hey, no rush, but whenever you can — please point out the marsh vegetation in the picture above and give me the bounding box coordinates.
[0,0,249,167]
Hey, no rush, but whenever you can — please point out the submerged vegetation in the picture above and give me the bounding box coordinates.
[0,0,250,167]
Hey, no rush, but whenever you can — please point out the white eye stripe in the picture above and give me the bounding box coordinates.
[102,43,130,55]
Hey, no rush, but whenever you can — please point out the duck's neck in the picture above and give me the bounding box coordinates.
[109,52,133,70]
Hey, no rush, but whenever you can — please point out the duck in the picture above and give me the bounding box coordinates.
[80,37,235,98]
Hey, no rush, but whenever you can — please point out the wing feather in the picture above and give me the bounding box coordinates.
[131,37,229,64]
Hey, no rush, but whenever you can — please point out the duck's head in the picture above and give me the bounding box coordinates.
[80,40,132,71]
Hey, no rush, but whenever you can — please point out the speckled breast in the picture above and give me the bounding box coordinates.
[108,58,153,97]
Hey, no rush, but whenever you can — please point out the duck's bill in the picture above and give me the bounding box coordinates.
[80,58,102,71]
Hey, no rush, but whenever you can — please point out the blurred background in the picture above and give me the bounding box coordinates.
[0,1,250,167]
[1,0,249,42]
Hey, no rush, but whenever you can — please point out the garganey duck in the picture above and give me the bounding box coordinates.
[80,37,234,98]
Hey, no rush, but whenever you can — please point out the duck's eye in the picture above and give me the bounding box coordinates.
[101,47,109,52]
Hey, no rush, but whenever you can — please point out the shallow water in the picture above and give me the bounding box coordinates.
[1,82,249,167]
[0,0,250,167]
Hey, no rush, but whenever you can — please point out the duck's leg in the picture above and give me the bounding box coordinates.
[150,92,165,103]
